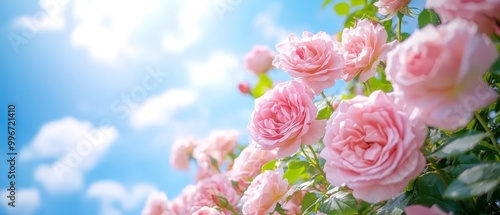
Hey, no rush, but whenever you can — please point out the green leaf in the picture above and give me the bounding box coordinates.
[321,0,332,8]
[377,191,413,215]
[350,0,363,6]
[443,154,481,176]
[301,192,319,213]
[251,73,273,98]
[444,163,500,199]
[261,159,277,172]
[318,188,357,215]
[413,173,461,212]
[418,9,440,28]
[283,167,305,184]
[317,106,333,120]
[430,131,487,159]
[334,2,350,16]
[288,160,310,169]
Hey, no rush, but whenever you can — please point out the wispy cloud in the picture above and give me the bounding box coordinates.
[0,188,41,215]
[130,89,198,129]
[20,117,118,194]
[253,4,290,43]
[187,51,239,89]
[86,180,157,215]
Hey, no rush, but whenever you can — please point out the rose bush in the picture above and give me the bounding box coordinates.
[146,0,500,214]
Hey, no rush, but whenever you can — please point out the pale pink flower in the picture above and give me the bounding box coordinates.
[170,136,197,170]
[426,0,500,36]
[231,143,277,183]
[386,19,498,130]
[248,81,326,158]
[341,19,395,82]
[405,204,453,215]
[194,130,239,164]
[192,206,225,215]
[170,185,196,215]
[273,31,344,94]
[241,170,289,215]
[374,0,411,16]
[244,45,275,74]
[320,91,427,203]
[141,192,171,215]
[191,174,240,213]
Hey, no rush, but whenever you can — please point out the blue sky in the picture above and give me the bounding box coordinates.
[0,0,424,214]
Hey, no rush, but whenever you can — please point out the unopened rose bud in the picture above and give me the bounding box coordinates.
[238,82,250,94]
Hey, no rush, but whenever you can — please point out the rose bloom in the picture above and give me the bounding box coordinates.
[320,91,427,203]
[231,143,277,182]
[405,204,453,215]
[248,81,326,158]
[385,19,498,130]
[273,31,344,94]
[244,45,275,74]
[192,206,224,215]
[374,0,411,16]
[191,174,240,213]
[170,136,197,170]
[241,170,289,215]
[141,191,172,215]
[170,185,196,215]
[341,19,395,82]
[195,129,239,164]
[426,0,500,36]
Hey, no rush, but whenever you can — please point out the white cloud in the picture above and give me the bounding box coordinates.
[253,5,290,42]
[70,0,160,61]
[87,180,157,215]
[130,89,197,129]
[13,0,68,32]
[187,51,239,88]
[162,0,213,53]
[1,188,41,215]
[20,117,118,194]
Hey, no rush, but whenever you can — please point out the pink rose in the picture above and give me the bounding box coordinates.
[193,130,239,180]
[273,32,344,94]
[341,19,395,82]
[141,191,171,215]
[231,143,277,182]
[241,170,289,215]
[385,19,498,130]
[248,81,326,158]
[374,0,411,16]
[170,136,197,170]
[244,45,275,74]
[426,0,500,36]
[320,91,427,203]
[192,206,224,215]
[405,204,453,215]
[191,174,240,213]
[170,185,196,215]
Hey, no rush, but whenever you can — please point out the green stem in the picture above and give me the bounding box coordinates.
[397,12,404,41]
[363,82,372,94]
[307,145,329,182]
[474,112,500,154]
[300,146,328,183]
[320,91,334,112]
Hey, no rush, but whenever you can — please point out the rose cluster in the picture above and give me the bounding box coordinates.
[144,0,499,214]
